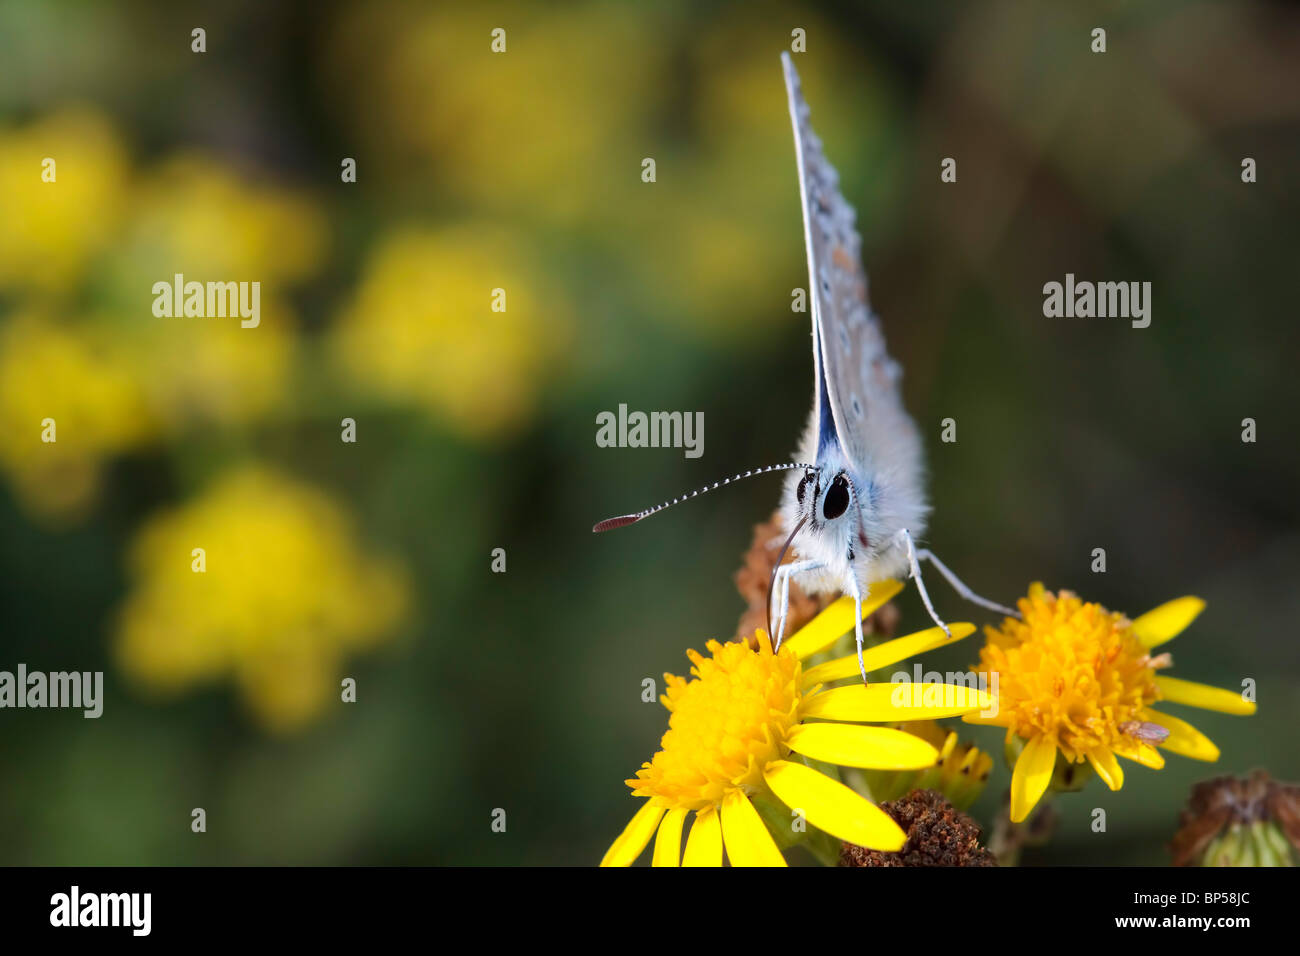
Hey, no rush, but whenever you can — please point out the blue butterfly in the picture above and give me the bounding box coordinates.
[596,53,1016,681]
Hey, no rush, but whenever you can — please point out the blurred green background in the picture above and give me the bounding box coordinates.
[0,0,1297,865]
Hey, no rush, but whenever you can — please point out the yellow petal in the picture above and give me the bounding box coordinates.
[1009,734,1056,823]
[719,790,786,867]
[786,723,939,770]
[802,681,995,722]
[961,711,1009,727]
[939,731,958,761]
[1155,676,1256,716]
[1132,596,1205,648]
[600,800,665,867]
[1112,739,1166,769]
[784,579,905,660]
[1143,709,1221,762]
[763,759,906,851]
[800,623,975,688]
[651,807,687,867]
[1086,747,1124,791]
[682,806,723,867]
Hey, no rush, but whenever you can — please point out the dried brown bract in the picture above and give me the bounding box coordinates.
[840,789,997,867]
[1170,769,1300,866]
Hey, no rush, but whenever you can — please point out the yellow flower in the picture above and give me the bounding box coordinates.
[115,466,409,733]
[330,225,568,438]
[116,297,297,432]
[323,2,660,222]
[0,315,155,520]
[0,109,129,292]
[966,583,1255,823]
[97,154,325,431]
[114,153,325,284]
[602,581,995,866]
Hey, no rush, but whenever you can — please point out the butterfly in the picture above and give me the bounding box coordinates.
[595,53,1016,681]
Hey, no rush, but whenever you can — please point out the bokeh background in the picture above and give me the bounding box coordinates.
[0,0,1297,865]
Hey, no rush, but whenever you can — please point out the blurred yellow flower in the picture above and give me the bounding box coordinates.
[603,582,994,867]
[99,153,326,431]
[0,112,324,521]
[331,225,567,438]
[114,296,298,431]
[0,315,154,520]
[966,584,1256,823]
[112,153,326,285]
[115,466,410,733]
[0,108,129,293]
[324,1,661,221]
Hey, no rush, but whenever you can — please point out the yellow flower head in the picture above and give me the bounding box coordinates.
[330,226,568,439]
[324,2,660,221]
[967,583,1256,822]
[603,581,995,867]
[0,315,155,521]
[115,466,410,733]
[0,109,129,292]
[118,153,326,284]
[633,633,804,811]
[120,296,297,432]
[99,154,324,433]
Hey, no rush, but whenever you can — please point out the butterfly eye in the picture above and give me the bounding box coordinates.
[822,474,851,520]
[796,472,814,504]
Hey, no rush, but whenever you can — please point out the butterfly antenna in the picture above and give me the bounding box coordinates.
[592,463,814,533]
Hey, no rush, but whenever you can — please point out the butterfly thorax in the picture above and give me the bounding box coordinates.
[779,405,927,597]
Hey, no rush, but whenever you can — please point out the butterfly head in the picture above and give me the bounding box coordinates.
[788,457,876,567]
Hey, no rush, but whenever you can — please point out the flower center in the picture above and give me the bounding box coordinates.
[626,632,802,811]
[979,584,1159,763]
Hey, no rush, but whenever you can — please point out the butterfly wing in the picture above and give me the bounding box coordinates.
[781,53,920,482]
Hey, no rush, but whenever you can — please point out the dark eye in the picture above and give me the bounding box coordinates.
[822,474,851,520]
[796,472,814,504]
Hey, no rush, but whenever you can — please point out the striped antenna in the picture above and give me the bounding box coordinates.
[592,463,815,533]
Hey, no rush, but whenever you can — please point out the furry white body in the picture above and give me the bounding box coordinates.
[778,400,928,602]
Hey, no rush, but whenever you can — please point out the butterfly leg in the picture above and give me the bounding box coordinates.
[897,528,952,640]
[771,560,822,651]
[915,548,1020,618]
[845,572,869,684]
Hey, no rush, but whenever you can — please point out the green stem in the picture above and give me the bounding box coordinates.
[803,826,843,866]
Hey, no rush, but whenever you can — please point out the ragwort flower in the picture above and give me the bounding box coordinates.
[602,581,994,866]
[966,583,1255,822]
